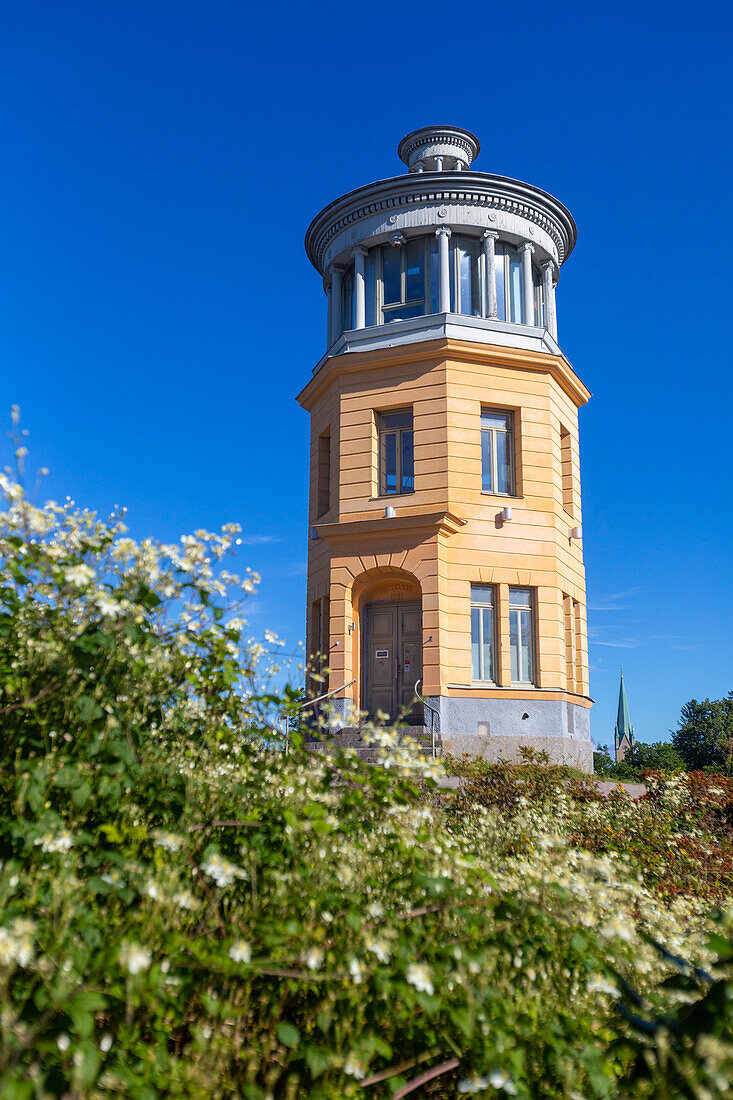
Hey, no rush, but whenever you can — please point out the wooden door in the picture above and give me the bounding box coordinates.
[363,601,422,724]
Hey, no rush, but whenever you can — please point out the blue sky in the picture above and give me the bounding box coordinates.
[1,0,731,746]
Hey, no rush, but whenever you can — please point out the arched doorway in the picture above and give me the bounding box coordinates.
[352,569,423,725]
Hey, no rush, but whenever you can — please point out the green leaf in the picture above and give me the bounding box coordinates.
[76,694,103,722]
[72,780,91,808]
[276,1023,300,1049]
[76,1040,101,1087]
[305,1046,331,1076]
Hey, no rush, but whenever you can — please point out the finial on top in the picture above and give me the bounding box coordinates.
[397,125,480,174]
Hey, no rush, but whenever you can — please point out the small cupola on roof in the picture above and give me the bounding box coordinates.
[305,125,577,364]
[397,125,480,173]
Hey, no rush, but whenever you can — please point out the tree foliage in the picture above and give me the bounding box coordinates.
[594,742,686,781]
[672,695,733,773]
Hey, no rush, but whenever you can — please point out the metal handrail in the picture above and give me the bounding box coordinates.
[414,679,440,759]
[280,679,356,753]
[293,678,356,712]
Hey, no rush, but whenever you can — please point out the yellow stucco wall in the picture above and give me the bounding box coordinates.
[298,337,591,713]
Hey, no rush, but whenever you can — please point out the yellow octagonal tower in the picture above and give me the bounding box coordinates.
[298,125,592,769]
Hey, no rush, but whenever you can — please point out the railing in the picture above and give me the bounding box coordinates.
[414,680,440,759]
[280,679,356,753]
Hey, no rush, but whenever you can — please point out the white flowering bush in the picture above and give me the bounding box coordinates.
[1,429,732,1098]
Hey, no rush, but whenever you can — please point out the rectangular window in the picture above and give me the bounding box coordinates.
[455,236,482,317]
[471,584,495,682]
[508,250,523,323]
[378,408,414,496]
[341,264,354,331]
[481,409,515,495]
[509,587,535,684]
[563,593,576,691]
[560,425,574,516]
[316,431,331,518]
[380,240,426,323]
[309,596,330,694]
[573,599,583,693]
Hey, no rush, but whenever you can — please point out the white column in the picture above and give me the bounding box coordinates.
[482,230,499,319]
[435,227,451,313]
[330,264,343,345]
[542,260,557,340]
[353,247,367,329]
[519,242,535,326]
[325,278,333,347]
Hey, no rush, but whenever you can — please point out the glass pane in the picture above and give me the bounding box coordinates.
[481,429,493,493]
[342,265,353,332]
[533,270,544,329]
[381,431,397,494]
[508,250,523,323]
[482,607,493,681]
[457,236,481,318]
[510,609,519,682]
[365,250,376,327]
[458,239,471,317]
[470,584,493,604]
[496,429,512,495]
[405,238,425,302]
[449,243,456,312]
[471,245,482,317]
[382,246,401,305]
[384,301,425,322]
[380,409,412,431]
[471,607,481,680]
[481,410,510,430]
[429,238,440,314]
[495,248,506,321]
[520,609,533,683]
[509,587,531,608]
[401,429,414,492]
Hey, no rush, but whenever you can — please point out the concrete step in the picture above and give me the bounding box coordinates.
[305,724,442,759]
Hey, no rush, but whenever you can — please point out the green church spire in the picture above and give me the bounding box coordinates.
[614,669,635,761]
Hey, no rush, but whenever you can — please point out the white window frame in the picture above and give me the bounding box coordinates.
[377,238,432,323]
[470,584,496,683]
[481,408,515,496]
[509,587,536,685]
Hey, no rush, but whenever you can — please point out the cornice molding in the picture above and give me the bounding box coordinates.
[314,510,467,542]
[305,171,577,274]
[297,336,591,412]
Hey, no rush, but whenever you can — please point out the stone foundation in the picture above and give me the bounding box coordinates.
[306,694,593,772]
[425,695,593,772]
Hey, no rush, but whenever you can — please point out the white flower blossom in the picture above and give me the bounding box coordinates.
[365,934,391,963]
[458,1075,489,1094]
[305,947,324,970]
[153,830,183,853]
[34,830,74,854]
[587,975,619,997]
[122,944,152,975]
[228,940,252,964]
[344,1054,367,1079]
[405,962,434,995]
[487,1069,518,1094]
[348,957,366,984]
[0,920,35,968]
[56,1033,70,1052]
[201,853,247,888]
[65,564,95,588]
[174,889,198,911]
